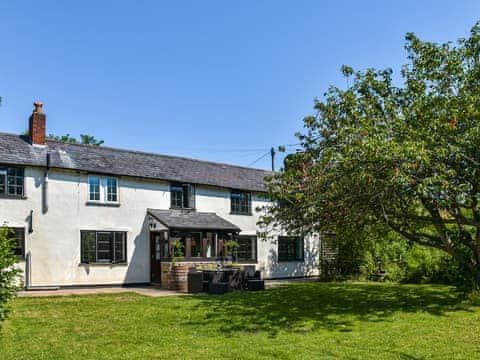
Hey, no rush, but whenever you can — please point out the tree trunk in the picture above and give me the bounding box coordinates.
[475,265,480,292]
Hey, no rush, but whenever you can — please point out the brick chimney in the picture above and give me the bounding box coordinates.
[29,101,46,145]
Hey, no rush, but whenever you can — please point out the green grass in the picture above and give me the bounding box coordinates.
[1,283,479,359]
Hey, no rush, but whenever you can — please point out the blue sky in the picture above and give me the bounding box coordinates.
[1,1,479,170]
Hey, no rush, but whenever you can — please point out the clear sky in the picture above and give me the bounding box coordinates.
[1,1,479,170]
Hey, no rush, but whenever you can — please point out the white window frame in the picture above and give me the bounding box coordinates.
[88,175,119,204]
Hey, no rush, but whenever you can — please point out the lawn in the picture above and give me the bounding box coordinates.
[1,283,479,359]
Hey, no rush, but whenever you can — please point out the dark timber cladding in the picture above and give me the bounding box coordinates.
[147,209,241,232]
[0,132,271,192]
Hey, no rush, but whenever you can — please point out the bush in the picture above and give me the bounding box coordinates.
[333,228,472,289]
[0,226,20,323]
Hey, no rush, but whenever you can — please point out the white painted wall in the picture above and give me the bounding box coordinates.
[0,167,320,286]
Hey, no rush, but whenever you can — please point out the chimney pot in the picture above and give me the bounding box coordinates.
[29,101,46,145]
[33,101,43,113]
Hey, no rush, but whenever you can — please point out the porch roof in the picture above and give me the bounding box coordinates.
[147,209,241,232]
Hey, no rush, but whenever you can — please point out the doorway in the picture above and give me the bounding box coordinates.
[150,232,163,284]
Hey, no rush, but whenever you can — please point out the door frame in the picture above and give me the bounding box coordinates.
[150,231,164,285]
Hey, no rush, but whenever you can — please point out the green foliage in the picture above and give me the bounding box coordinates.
[329,226,472,289]
[260,21,480,290]
[47,133,104,146]
[170,239,184,265]
[0,226,20,323]
[79,134,104,146]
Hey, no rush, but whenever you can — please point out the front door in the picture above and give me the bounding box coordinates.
[150,232,162,284]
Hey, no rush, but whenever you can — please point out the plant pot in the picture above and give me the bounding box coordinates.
[168,264,189,292]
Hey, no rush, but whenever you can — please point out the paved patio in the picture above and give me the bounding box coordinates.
[18,286,182,298]
[17,278,320,297]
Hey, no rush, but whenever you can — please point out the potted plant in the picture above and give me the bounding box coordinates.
[225,240,239,262]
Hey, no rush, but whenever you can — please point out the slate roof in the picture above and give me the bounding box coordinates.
[0,132,271,192]
[147,209,241,232]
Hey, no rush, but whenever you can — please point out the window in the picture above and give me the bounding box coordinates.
[0,167,24,197]
[88,176,119,203]
[106,178,118,202]
[170,183,195,209]
[80,231,126,264]
[165,231,235,260]
[278,236,304,261]
[236,235,257,262]
[1,227,25,259]
[231,190,251,215]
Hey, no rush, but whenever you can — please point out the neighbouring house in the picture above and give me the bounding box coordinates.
[0,102,321,288]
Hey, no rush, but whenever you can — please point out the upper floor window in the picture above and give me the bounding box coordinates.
[88,176,118,203]
[231,190,251,215]
[0,167,24,197]
[170,183,195,209]
[278,236,304,262]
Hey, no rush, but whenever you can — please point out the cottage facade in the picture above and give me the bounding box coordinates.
[1,103,321,288]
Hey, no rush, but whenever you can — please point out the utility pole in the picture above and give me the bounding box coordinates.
[270,147,275,171]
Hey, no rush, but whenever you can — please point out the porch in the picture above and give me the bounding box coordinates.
[147,209,258,287]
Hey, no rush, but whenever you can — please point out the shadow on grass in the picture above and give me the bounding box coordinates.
[181,282,467,337]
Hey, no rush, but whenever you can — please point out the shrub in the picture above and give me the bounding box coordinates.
[0,226,20,323]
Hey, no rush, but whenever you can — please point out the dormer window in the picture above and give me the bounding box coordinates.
[88,176,118,204]
[0,166,24,198]
[170,183,195,209]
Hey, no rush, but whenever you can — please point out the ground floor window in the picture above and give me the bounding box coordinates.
[166,230,235,260]
[278,236,304,261]
[81,231,127,264]
[236,235,257,262]
[1,227,25,259]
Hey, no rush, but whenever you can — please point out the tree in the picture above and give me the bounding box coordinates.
[79,134,104,146]
[260,22,480,290]
[47,134,104,146]
[47,134,78,143]
[0,226,20,323]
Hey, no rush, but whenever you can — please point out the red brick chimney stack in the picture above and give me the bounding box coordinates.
[29,101,46,145]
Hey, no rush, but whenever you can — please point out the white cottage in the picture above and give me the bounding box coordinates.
[0,102,321,289]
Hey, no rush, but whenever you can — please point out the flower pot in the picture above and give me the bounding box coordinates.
[168,264,189,292]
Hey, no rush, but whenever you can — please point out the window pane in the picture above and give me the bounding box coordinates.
[0,227,25,259]
[183,184,195,208]
[107,178,118,202]
[237,235,256,261]
[231,191,251,214]
[12,228,25,258]
[97,232,113,262]
[7,168,24,197]
[171,183,194,208]
[278,236,303,261]
[81,231,127,263]
[81,231,97,263]
[190,233,202,258]
[169,233,185,258]
[0,170,5,194]
[89,177,100,201]
[171,184,183,208]
[114,232,126,262]
[204,232,216,258]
